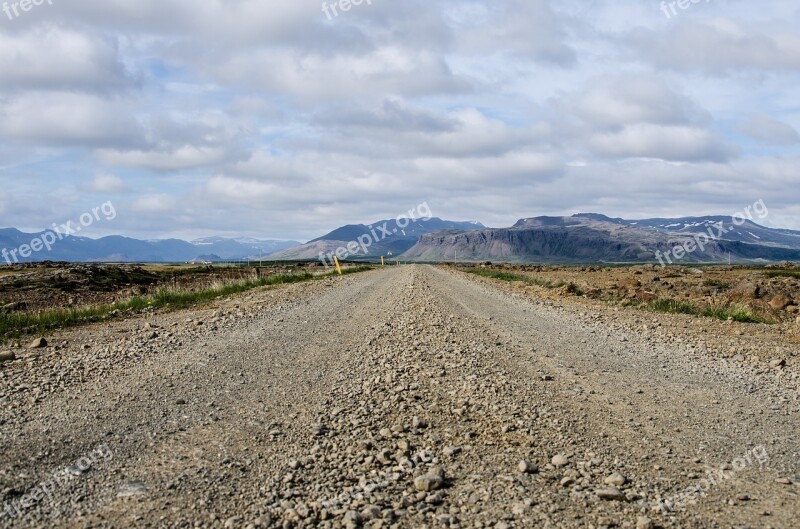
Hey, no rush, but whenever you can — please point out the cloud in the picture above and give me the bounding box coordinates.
[564,75,709,129]
[312,103,548,158]
[0,25,132,92]
[0,92,143,147]
[453,0,576,65]
[94,109,250,171]
[51,0,323,45]
[96,145,234,172]
[313,99,458,133]
[131,194,177,214]
[88,173,128,193]
[632,20,800,74]
[736,113,800,146]
[204,46,470,103]
[587,124,737,162]
[551,74,736,163]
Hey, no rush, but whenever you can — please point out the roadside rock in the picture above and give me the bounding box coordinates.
[727,282,761,301]
[604,472,627,487]
[117,480,148,498]
[29,337,47,349]
[596,487,626,501]
[770,295,793,311]
[414,468,446,492]
[444,445,462,457]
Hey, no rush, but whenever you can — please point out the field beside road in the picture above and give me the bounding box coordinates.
[1,265,797,528]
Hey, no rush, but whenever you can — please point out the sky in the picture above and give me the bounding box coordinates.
[0,0,798,242]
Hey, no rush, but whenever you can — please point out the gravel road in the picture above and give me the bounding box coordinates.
[1,265,797,528]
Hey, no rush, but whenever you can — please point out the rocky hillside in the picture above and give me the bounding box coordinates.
[402,215,800,263]
[270,218,485,261]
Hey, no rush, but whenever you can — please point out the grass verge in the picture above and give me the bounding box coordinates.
[463,267,566,289]
[761,270,800,279]
[1,266,375,340]
[463,267,765,324]
[646,298,765,323]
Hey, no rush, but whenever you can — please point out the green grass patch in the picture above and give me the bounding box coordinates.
[702,279,731,290]
[0,267,374,340]
[334,265,376,276]
[647,298,764,323]
[464,268,566,289]
[563,282,584,296]
[761,270,800,279]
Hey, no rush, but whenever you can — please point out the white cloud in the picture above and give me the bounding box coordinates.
[96,145,233,172]
[632,19,800,74]
[131,194,177,214]
[566,75,708,128]
[0,25,131,92]
[206,46,469,103]
[587,124,737,162]
[0,92,142,147]
[88,173,128,193]
[452,0,576,64]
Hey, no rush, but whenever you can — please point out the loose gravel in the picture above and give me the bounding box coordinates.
[0,266,797,528]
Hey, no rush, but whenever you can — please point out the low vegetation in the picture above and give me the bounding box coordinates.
[702,279,731,290]
[761,270,800,279]
[646,298,765,323]
[0,266,374,340]
[464,266,768,324]
[464,267,566,289]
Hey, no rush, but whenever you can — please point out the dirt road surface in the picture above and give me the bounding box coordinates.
[1,266,797,528]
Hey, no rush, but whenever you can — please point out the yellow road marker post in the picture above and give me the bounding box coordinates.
[333,256,343,275]
[381,256,385,266]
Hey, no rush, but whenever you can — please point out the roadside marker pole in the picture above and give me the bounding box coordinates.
[381,256,385,266]
[333,256,343,275]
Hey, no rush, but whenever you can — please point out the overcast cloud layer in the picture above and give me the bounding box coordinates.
[0,0,798,241]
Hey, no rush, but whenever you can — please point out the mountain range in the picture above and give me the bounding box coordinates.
[3,212,800,265]
[0,228,299,264]
[401,214,800,263]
